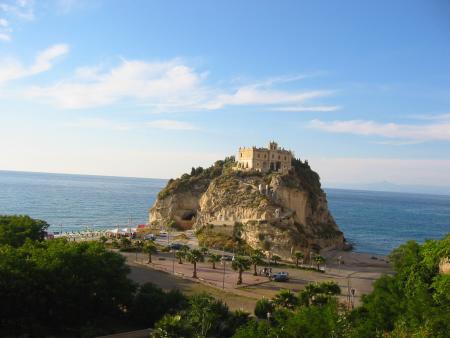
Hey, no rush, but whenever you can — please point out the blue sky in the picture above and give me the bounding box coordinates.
[1,0,450,187]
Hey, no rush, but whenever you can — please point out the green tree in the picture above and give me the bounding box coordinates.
[129,283,187,327]
[314,254,325,270]
[0,215,49,247]
[199,246,209,256]
[250,250,264,276]
[0,239,135,336]
[208,253,221,269]
[99,236,108,245]
[186,249,204,278]
[293,251,304,267]
[176,250,185,264]
[144,242,158,263]
[187,293,231,337]
[231,256,251,285]
[152,314,193,338]
[272,254,281,265]
[254,298,275,319]
[272,290,298,309]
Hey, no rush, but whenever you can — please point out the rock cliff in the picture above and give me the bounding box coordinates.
[149,157,346,257]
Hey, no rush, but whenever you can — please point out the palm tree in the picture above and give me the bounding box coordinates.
[250,250,264,276]
[134,240,144,261]
[144,242,158,263]
[199,246,209,256]
[231,256,251,285]
[293,251,304,267]
[272,290,298,309]
[314,255,325,270]
[175,251,185,264]
[186,249,204,278]
[208,253,221,269]
[272,255,282,265]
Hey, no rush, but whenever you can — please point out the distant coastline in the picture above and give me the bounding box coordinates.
[1,169,449,197]
[1,170,449,256]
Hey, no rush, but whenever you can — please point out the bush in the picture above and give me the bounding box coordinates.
[254,298,274,319]
[129,283,188,327]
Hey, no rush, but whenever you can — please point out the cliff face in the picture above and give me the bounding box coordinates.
[149,158,345,257]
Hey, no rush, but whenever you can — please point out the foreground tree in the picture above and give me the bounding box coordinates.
[0,215,49,247]
[272,290,298,309]
[186,249,204,278]
[0,239,136,337]
[250,250,264,276]
[144,242,158,263]
[293,251,304,267]
[231,256,251,285]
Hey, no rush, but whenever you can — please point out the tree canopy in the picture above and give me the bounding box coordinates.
[0,214,49,247]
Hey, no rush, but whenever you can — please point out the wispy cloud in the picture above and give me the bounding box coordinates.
[28,59,208,109]
[0,0,35,41]
[0,43,69,84]
[26,57,335,113]
[271,105,341,112]
[146,119,199,131]
[64,117,131,131]
[309,118,450,142]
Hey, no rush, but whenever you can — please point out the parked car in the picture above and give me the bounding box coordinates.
[158,231,168,237]
[271,271,289,282]
[169,243,183,250]
[143,234,156,241]
[221,255,233,261]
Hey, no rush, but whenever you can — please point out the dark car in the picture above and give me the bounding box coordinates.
[221,255,233,261]
[271,272,289,282]
[169,243,183,250]
[143,234,156,241]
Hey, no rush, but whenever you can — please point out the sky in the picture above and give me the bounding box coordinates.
[0,0,450,189]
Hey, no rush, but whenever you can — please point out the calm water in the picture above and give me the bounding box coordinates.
[0,170,449,255]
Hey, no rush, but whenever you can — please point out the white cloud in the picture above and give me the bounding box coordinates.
[309,119,450,142]
[0,0,34,41]
[205,87,333,110]
[0,43,69,84]
[272,105,341,112]
[0,32,10,40]
[64,117,131,131]
[27,58,334,113]
[30,44,69,74]
[27,59,208,109]
[146,119,198,131]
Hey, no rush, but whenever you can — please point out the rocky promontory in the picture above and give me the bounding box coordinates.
[149,156,346,258]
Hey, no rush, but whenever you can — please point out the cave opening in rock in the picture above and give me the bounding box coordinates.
[181,210,197,221]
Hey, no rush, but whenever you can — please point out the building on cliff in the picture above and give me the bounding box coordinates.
[235,141,293,173]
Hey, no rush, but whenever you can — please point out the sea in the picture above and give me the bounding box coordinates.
[0,170,449,256]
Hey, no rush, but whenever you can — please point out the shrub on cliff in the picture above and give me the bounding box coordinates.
[157,156,235,199]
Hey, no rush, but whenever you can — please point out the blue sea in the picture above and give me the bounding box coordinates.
[0,170,449,256]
